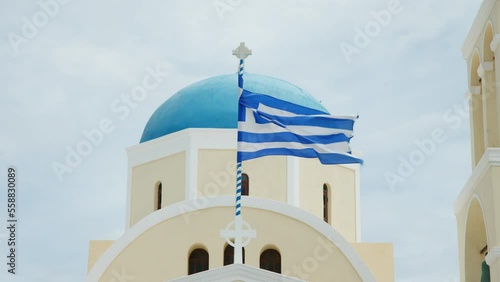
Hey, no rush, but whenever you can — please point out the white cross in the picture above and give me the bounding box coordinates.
[220,219,256,247]
[232,42,252,60]
[220,218,256,263]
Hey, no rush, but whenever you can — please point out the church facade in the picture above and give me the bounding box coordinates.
[456,0,500,281]
[86,73,393,281]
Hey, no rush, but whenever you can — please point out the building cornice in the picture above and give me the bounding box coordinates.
[462,0,498,60]
[168,264,305,282]
[126,128,237,167]
[455,148,500,214]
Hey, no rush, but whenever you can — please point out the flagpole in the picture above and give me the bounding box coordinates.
[233,43,251,264]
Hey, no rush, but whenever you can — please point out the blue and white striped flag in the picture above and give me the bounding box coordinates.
[237,89,363,165]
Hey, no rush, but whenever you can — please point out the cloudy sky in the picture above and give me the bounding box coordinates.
[0,0,483,281]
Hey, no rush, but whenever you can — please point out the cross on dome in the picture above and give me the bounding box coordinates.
[233,42,252,60]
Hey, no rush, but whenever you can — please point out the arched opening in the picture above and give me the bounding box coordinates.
[188,248,209,275]
[155,182,162,210]
[484,23,495,62]
[465,198,488,281]
[241,173,249,196]
[323,183,331,223]
[470,50,486,165]
[260,249,281,274]
[223,243,245,265]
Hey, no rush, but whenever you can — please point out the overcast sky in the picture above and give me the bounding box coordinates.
[0,0,483,281]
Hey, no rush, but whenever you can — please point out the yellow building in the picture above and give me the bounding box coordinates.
[457,0,500,281]
[86,71,394,281]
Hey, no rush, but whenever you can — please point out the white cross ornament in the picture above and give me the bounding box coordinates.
[220,219,256,248]
[233,42,252,60]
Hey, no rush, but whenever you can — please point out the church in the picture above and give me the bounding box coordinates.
[85,45,394,281]
[456,0,500,281]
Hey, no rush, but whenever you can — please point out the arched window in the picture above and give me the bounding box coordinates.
[156,182,162,210]
[323,183,330,223]
[260,249,281,273]
[223,244,245,265]
[188,248,209,275]
[241,173,249,196]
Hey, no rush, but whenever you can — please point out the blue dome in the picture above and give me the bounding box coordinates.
[140,73,328,143]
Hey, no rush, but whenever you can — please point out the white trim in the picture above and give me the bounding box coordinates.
[185,143,198,200]
[486,246,500,265]
[478,64,486,78]
[168,264,305,282]
[354,163,361,242]
[478,62,495,78]
[491,34,500,52]
[471,86,482,95]
[286,156,300,206]
[88,197,376,282]
[126,165,133,229]
[455,148,500,214]
[462,0,497,59]
[126,128,237,168]
[483,61,495,72]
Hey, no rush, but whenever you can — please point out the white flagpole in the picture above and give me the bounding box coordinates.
[233,42,251,264]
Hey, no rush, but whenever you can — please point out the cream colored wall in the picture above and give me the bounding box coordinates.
[299,158,357,242]
[94,206,392,282]
[88,240,114,273]
[242,156,287,201]
[352,243,394,282]
[129,146,357,239]
[197,150,237,197]
[130,152,186,227]
[197,150,287,202]
[456,167,500,281]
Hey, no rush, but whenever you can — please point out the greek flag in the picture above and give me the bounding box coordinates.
[237,89,363,165]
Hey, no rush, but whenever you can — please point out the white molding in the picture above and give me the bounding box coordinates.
[471,86,482,95]
[486,246,500,265]
[478,64,486,78]
[286,156,300,207]
[88,197,377,282]
[126,128,237,168]
[168,264,305,282]
[483,61,495,71]
[478,62,495,78]
[354,163,361,242]
[462,0,497,59]
[455,148,500,214]
[491,34,500,52]
[126,165,133,229]
[185,143,198,200]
